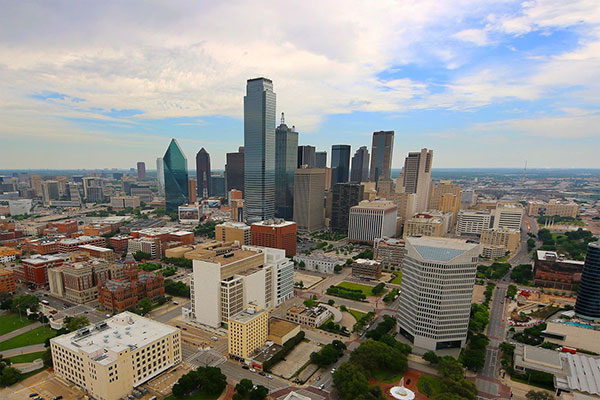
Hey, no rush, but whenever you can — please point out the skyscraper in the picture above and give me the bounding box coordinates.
[137,162,146,180]
[399,148,433,213]
[331,144,351,186]
[398,237,480,351]
[297,145,316,168]
[156,157,165,196]
[294,168,326,233]
[369,131,394,183]
[331,183,364,233]
[163,139,189,211]
[275,114,298,220]
[350,146,370,183]
[244,78,276,223]
[315,151,327,168]
[196,148,211,198]
[225,148,244,194]
[575,242,600,321]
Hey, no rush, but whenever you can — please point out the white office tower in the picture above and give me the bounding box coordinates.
[348,200,398,243]
[51,312,181,400]
[398,237,481,351]
[398,149,433,213]
[492,203,524,231]
[185,246,293,328]
[456,210,492,236]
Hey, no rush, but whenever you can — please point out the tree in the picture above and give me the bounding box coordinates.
[334,264,343,273]
[137,297,153,315]
[437,356,465,380]
[349,340,407,377]
[232,378,267,400]
[42,348,53,367]
[423,351,440,364]
[0,367,21,387]
[506,284,518,299]
[0,293,13,310]
[328,299,335,306]
[133,250,152,261]
[66,316,89,332]
[202,367,227,396]
[526,390,555,400]
[12,294,39,313]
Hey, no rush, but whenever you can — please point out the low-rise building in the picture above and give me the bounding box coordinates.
[293,255,338,274]
[58,236,107,253]
[285,305,332,328]
[110,235,133,253]
[373,237,405,267]
[0,246,21,263]
[78,244,115,261]
[51,312,181,400]
[178,206,200,224]
[0,268,15,293]
[25,238,60,255]
[215,222,251,245]
[348,200,397,243]
[50,260,112,303]
[480,228,520,257]
[251,219,297,257]
[351,259,383,280]
[528,199,579,218]
[267,318,301,346]
[534,251,584,291]
[403,211,451,238]
[513,344,600,399]
[228,303,269,359]
[110,195,141,209]
[541,320,600,354]
[456,210,492,237]
[21,254,64,287]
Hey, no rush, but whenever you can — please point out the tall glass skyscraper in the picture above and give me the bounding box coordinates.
[331,144,351,185]
[196,148,211,198]
[275,114,298,220]
[350,146,370,183]
[162,139,189,211]
[315,151,327,168]
[156,157,164,196]
[369,130,394,182]
[244,78,276,223]
[575,242,600,321]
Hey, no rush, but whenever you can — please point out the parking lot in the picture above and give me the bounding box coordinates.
[271,341,321,379]
[62,304,107,324]
[2,370,84,400]
[145,365,190,397]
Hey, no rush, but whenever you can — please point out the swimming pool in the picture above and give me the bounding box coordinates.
[560,321,595,329]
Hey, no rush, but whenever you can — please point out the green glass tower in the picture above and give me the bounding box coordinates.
[163,138,189,211]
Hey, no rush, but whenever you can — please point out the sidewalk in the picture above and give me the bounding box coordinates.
[0,344,46,358]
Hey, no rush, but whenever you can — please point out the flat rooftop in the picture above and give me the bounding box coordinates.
[52,312,178,365]
[205,249,261,266]
[79,244,112,252]
[251,219,296,228]
[269,318,300,338]
[59,236,103,245]
[22,255,63,264]
[229,307,266,324]
[407,236,480,262]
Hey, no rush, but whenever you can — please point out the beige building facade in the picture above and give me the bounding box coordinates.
[227,303,269,359]
[215,222,251,245]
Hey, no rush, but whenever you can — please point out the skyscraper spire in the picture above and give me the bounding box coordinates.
[281,112,285,125]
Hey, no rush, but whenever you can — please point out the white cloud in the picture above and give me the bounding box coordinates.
[452,28,490,46]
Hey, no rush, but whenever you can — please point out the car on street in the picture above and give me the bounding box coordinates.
[249,368,256,373]
[210,336,218,341]
[29,394,38,398]
[330,368,336,374]
[258,371,265,376]
[242,365,249,370]
[319,384,325,390]
[316,376,321,381]
[53,397,63,400]
[267,375,273,379]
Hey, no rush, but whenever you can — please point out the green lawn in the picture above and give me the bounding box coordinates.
[347,309,365,322]
[0,314,32,336]
[417,375,443,397]
[389,272,402,285]
[7,351,45,364]
[338,281,377,296]
[0,326,56,351]
[164,390,221,400]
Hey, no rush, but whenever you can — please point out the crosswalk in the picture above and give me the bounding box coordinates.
[185,349,227,369]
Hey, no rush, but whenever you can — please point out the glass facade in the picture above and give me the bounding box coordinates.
[244,78,276,223]
[196,148,211,198]
[350,146,370,183]
[575,243,600,321]
[369,130,394,182]
[163,139,189,211]
[275,121,298,220]
[315,151,327,168]
[331,144,351,185]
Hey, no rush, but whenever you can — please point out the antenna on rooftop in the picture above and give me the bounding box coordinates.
[281,112,285,125]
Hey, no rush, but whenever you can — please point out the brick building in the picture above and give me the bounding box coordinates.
[21,255,64,287]
[98,265,164,313]
[534,250,584,291]
[0,268,15,293]
[109,235,133,253]
[250,219,297,257]
[44,220,79,236]
[0,246,22,263]
[26,238,60,255]
[58,236,106,253]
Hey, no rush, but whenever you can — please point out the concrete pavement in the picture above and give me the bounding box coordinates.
[1,344,46,358]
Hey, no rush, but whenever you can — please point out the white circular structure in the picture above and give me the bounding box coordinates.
[389,378,415,400]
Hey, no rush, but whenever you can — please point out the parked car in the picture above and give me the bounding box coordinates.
[330,368,336,374]
[29,394,38,398]
[258,371,265,376]
[242,365,249,370]
[319,384,325,390]
[249,368,256,373]
[53,397,64,400]
[267,375,273,379]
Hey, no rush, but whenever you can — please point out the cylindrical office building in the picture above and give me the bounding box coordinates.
[575,242,600,321]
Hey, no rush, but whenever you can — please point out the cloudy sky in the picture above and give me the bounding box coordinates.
[1,0,599,170]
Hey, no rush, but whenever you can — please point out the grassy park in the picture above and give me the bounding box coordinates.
[337,281,377,296]
[0,326,56,351]
[0,313,32,336]
[7,351,46,364]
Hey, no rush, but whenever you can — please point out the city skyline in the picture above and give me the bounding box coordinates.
[1,1,599,170]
